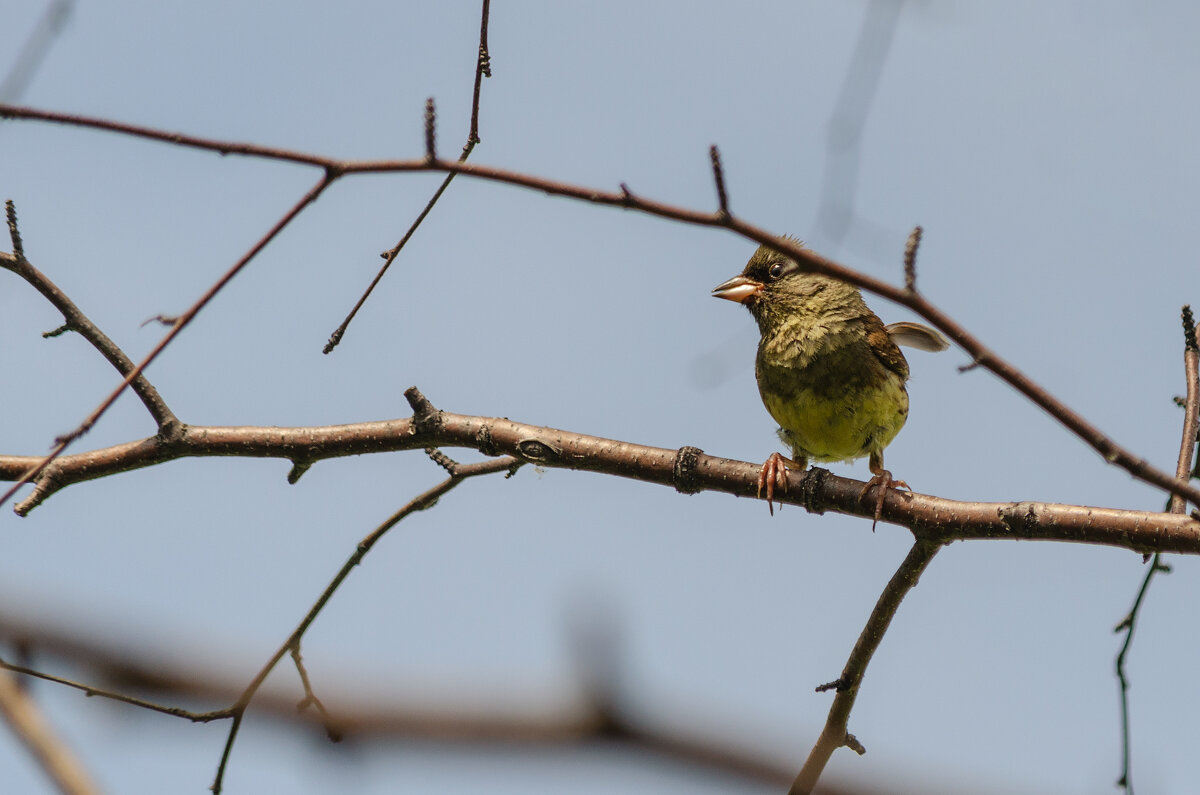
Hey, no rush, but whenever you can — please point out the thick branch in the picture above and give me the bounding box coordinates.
[3,399,1198,554]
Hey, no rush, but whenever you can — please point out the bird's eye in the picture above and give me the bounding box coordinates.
[768,263,784,280]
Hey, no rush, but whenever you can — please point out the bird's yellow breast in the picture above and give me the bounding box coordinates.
[755,330,909,463]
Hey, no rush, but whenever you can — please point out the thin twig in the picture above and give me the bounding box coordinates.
[210,454,521,793]
[323,0,493,354]
[1113,554,1170,795]
[1169,309,1200,515]
[903,224,921,291]
[0,655,229,722]
[1113,307,1198,794]
[790,539,942,794]
[710,145,729,218]
[6,199,25,259]
[290,644,340,742]
[424,97,437,161]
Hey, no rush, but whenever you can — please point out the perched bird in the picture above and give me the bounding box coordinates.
[712,238,948,523]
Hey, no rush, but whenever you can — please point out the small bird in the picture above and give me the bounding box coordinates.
[712,237,948,523]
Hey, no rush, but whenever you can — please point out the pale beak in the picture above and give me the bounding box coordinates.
[711,275,763,304]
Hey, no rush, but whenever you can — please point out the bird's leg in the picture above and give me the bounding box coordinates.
[758,453,805,515]
[859,451,910,531]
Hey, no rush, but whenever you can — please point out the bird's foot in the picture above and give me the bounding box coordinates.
[858,469,909,531]
[758,453,800,515]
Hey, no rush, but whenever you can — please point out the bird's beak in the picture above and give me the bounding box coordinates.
[711,275,763,304]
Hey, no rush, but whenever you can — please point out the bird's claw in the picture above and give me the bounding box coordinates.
[859,469,909,531]
[757,452,790,515]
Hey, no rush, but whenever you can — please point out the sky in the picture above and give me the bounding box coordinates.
[3,1,1200,793]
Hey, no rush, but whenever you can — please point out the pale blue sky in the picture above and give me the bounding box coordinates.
[3,2,1200,793]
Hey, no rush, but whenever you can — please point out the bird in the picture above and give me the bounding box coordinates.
[712,237,948,524]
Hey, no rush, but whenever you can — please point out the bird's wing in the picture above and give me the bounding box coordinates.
[865,314,911,380]
[886,321,950,352]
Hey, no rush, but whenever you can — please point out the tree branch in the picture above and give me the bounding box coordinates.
[0,175,335,509]
[1113,308,1199,794]
[4,102,1198,513]
[323,0,493,353]
[2,389,1197,555]
[2,204,176,430]
[210,452,521,793]
[790,539,942,794]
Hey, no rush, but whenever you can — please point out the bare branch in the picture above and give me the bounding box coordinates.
[424,96,437,161]
[210,454,521,792]
[0,175,334,509]
[1113,307,1199,794]
[6,198,26,259]
[5,398,1198,554]
[790,539,942,794]
[4,103,1200,526]
[903,224,921,291]
[2,204,176,429]
[710,144,730,218]
[323,0,494,354]
[0,655,229,722]
[1169,308,1200,514]
[290,645,340,742]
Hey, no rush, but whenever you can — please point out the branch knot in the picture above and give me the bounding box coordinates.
[515,438,560,463]
[404,387,442,435]
[672,446,703,494]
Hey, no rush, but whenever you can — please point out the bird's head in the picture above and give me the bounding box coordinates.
[712,237,860,332]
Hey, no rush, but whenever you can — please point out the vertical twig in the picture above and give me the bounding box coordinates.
[424,97,437,161]
[6,199,26,260]
[709,145,729,219]
[903,225,921,292]
[1113,306,1197,794]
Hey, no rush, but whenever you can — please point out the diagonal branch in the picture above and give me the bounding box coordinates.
[0,174,336,510]
[789,539,942,795]
[3,204,176,430]
[323,0,493,353]
[210,453,521,793]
